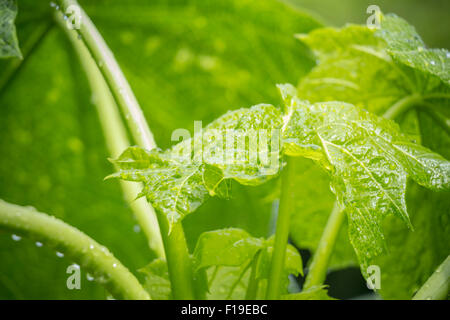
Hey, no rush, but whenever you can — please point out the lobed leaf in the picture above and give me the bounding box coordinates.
[110,104,284,227]
[376,14,450,86]
[279,84,450,272]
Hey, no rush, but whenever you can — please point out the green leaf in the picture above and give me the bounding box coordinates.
[282,285,334,300]
[193,228,264,270]
[280,84,450,272]
[288,158,356,269]
[0,0,21,58]
[206,265,251,300]
[110,104,284,227]
[296,25,410,115]
[296,18,449,117]
[193,228,302,299]
[139,258,172,300]
[376,14,450,86]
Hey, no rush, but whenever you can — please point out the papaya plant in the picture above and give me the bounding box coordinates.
[0,0,448,300]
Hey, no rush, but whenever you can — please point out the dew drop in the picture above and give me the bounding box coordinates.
[112,263,117,268]
[56,251,64,258]
[11,234,21,241]
[446,52,450,58]
[86,273,94,281]
[35,241,43,247]
[133,225,141,233]
[430,60,436,65]
[89,244,94,250]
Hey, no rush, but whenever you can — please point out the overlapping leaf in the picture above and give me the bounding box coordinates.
[377,14,450,86]
[296,15,449,116]
[139,258,172,300]
[293,12,450,293]
[0,0,21,58]
[279,84,450,272]
[110,104,284,227]
[192,228,302,299]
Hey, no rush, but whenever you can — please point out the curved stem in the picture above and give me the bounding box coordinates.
[381,94,422,120]
[55,10,164,258]
[413,255,449,300]
[57,0,156,150]
[303,203,345,289]
[0,199,150,300]
[266,157,296,299]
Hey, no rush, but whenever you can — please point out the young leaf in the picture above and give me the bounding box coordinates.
[139,258,172,300]
[193,228,303,299]
[280,84,450,272]
[296,17,449,117]
[376,14,450,85]
[0,0,21,58]
[296,25,411,115]
[110,104,283,227]
[193,228,264,270]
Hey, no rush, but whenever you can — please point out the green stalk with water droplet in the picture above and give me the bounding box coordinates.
[0,199,150,300]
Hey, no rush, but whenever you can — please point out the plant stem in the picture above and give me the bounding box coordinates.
[413,255,450,300]
[0,199,150,300]
[157,214,196,300]
[382,94,422,120]
[56,1,196,299]
[55,10,165,259]
[303,202,344,289]
[245,253,261,300]
[266,157,296,299]
[57,0,156,150]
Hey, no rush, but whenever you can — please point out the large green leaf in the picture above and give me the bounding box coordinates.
[0,0,321,299]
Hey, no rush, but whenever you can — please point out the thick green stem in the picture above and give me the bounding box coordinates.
[413,255,450,300]
[55,10,164,258]
[303,203,345,289]
[56,0,196,299]
[382,94,422,119]
[0,199,150,300]
[157,214,196,300]
[266,157,296,299]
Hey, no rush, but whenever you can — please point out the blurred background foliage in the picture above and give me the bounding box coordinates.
[0,0,447,299]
